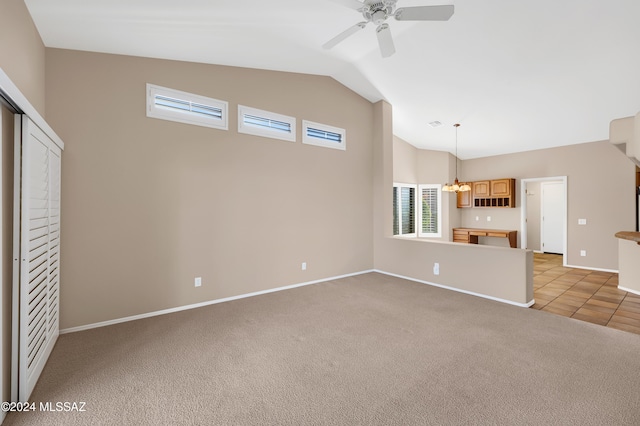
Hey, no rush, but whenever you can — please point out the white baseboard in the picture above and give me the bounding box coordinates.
[564,263,618,273]
[60,269,374,334]
[373,269,535,308]
[618,286,640,297]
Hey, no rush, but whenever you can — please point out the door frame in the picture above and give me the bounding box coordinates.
[520,176,568,265]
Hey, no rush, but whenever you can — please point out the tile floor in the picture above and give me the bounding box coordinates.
[531,252,640,335]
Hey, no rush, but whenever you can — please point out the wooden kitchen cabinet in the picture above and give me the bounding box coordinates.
[472,178,516,208]
[456,187,472,208]
[490,179,512,196]
[453,228,472,243]
[457,178,516,208]
[473,181,490,197]
[453,228,518,248]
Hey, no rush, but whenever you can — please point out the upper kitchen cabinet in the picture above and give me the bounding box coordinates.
[490,179,513,197]
[456,179,516,208]
[467,178,516,208]
[473,181,490,197]
[457,187,473,208]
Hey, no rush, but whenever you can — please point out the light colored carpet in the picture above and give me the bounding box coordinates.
[5,272,640,425]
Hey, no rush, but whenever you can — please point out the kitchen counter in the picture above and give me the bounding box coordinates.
[615,231,640,244]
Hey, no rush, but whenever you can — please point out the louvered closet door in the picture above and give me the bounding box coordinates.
[18,116,61,401]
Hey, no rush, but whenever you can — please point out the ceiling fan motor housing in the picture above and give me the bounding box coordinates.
[362,1,396,24]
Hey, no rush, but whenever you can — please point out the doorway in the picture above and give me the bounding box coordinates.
[520,177,567,264]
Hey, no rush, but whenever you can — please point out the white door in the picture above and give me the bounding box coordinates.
[16,116,60,401]
[541,182,564,254]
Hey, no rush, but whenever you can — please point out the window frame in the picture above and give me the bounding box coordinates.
[146,83,228,130]
[393,183,417,238]
[418,184,442,238]
[238,105,296,142]
[302,120,346,151]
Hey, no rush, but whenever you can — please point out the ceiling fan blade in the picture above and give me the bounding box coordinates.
[395,5,455,21]
[376,24,395,58]
[322,22,368,50]
[328,0,366,11]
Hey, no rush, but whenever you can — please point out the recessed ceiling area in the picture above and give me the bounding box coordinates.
[24,0,640,159]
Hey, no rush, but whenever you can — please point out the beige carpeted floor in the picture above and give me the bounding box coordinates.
[5,272,640,425]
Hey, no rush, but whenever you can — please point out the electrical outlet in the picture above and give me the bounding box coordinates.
[195,277,202,287]
[301,262,307,271]
[487,216,492,222]
[475,216,479,221]
[433,263,440,275]
[580,250,587,257]
[578,219,587,225]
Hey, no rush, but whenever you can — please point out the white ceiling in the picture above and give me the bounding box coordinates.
[24,0,640,159]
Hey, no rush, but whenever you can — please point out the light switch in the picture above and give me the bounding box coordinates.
[578,219,587,225]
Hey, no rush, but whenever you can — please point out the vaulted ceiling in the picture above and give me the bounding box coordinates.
[25,0,640,158]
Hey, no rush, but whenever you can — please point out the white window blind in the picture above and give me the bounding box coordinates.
[419,184,442,237]
[302,120,346,150]
[154,95,223,119]
[306,128,342,142]
[393,183,416,237]
[238,105,296,142]
[146,84,228,130]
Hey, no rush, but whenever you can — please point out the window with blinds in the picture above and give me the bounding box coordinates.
[302,120,346,150]
[393,183,416,236]
[146,83,228,130]
[238,105,296,142]
[419,184,442,237]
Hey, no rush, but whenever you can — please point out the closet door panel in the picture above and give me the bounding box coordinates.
[47,146,61,338]
[18,116,59,401]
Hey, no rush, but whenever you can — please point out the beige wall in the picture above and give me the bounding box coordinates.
[524,181,542,251]
[0,0,46,116]
[393,136,417,183]
[377,103,533,306]
[45,49,374,329]
[417,149,451,185]
[460,141,635,270]
[374,102,394,243]
[375,238,533,305]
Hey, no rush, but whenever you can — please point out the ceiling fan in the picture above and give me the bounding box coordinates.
[323,0,454,57]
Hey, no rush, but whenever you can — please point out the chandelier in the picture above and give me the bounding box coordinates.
[442,123,471,193]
